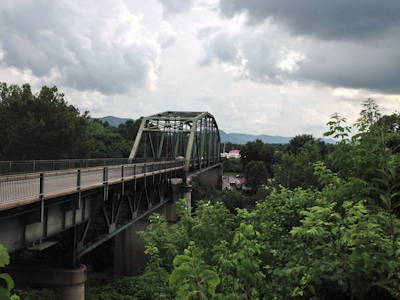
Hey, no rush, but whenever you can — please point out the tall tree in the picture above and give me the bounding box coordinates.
[240,139,275,176]
[284,134,333,160]
[117,118,141,142]
[223,157,242,173]
[243,160,269,192]
[0,82,89,160]
[274,141,322,190]
[86,120,131,158]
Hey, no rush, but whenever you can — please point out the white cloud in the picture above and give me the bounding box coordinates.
[194,87,214,102]
[331,88,361,99]
[276,48,305,73]
[0,0,399,140]
[0,0,161,95]
[157,21,178,47]
[157,0,195,16]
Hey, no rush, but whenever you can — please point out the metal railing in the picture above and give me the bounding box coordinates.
[0,157,173,176]
[0,160,185,204]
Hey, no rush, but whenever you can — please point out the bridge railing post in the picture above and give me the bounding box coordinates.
[121,166,125,195]
[103,167,108,201]
[77,169,82,209]
[77,169,81,188]
[39,173,45,223]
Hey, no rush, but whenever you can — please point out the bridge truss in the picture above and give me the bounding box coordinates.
[0,111,221,269]
[129,111,221,180]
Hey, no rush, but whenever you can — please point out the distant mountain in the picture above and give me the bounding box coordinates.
[92,116,132,127]
[92,116,335,144]
[219,130,292,144]
[219,129,336,145]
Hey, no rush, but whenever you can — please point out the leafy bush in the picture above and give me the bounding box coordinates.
[0,244,19,300]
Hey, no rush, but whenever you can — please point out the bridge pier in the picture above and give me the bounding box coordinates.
[197,165,223,189]
[113,181,192,276]
[3,264,87,300]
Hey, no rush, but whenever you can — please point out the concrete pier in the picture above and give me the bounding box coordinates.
[114,181,192,276]
[4,264,87,300]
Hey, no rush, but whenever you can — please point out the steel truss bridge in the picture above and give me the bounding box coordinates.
[0,111,221,267]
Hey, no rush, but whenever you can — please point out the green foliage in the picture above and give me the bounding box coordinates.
[240,139,275,176]
[274,140,323,190]
[325,112,352,141]
[243,160,269,191]
[0,83,90,160]
[170,245,220,299]
[117,118,141,141]
[86,120,132,158]
[5,91,399,299]
[284,134,315,155]
[0,245,19,300]
[284,134,334,160]
[191,177,219,204]
[85,275,137,300]
[223,157,242,173]
[138,214,182,272]
[191,177,253,212]
[127,98,400,299]
[0,82,140,160]
[13,288,59,300]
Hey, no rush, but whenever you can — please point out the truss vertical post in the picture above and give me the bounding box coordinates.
[39,173,44,223]
[129,119,146,162]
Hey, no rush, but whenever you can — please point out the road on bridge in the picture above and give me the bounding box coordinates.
[0,165,149,204]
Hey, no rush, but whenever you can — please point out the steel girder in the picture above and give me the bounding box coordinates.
[129,111,221,180]
[1,163,183,267]
[75,174,174,260]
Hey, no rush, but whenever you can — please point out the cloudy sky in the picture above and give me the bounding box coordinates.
[1,0,399,138]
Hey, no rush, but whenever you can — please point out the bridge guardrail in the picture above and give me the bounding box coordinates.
[0,157,175,176]
[0,160,184,204]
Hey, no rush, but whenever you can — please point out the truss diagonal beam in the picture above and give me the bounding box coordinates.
[128,111,221,180]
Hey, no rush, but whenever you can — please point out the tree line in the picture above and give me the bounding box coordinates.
[2,82,400,299]
[62,98,400,300]
[0,82,141,161]
[121,99,400,299]
[224,133,336,192]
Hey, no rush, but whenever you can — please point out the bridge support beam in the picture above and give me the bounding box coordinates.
[170,182,193,218]
[4,264,87,300]
[114,181,192,276]
[197,165,223,189]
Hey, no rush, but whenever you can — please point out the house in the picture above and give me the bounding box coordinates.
[221,149,241,158]
[241,178,252,191]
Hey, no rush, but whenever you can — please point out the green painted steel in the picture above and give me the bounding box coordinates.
[0,161,185,266]
[0,111,222,267]
[128,111,221,181]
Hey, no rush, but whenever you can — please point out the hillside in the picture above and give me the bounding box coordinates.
[219,130,335,145]
[95,116,335,144]
[93,116,132,127]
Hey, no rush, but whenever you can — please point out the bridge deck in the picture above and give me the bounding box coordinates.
[0,160,184,207]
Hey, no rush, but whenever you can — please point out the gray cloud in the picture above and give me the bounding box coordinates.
[199,31,239,66]
[196,24,221,40]
[0,0,161,95]
[219,0,400,41]
[198,1,400,94]
[157,0,195,16]
[295,39,400,93]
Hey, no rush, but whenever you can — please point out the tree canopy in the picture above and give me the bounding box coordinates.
[127,99,400,299]
[240,139,275,176]
[0,82,140,161]
[0,83,89,160]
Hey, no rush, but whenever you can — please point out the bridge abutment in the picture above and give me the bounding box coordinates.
[113,181,192,276]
